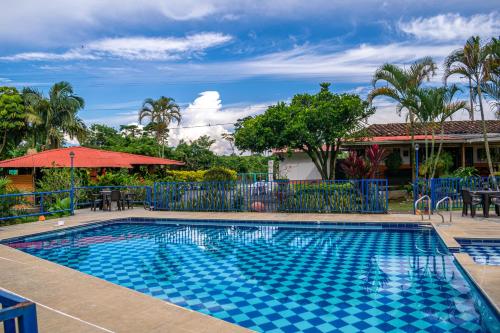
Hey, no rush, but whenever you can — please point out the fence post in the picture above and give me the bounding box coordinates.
[69,151,75,215]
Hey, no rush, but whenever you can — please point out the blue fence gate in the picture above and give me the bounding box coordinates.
[153,179,388,213]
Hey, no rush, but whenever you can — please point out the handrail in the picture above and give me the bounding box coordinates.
[435,196,452,224]
[415,195,431,220]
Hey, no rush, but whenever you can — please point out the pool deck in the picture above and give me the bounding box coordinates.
[1,209,499,332]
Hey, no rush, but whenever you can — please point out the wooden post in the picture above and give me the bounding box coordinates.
[461,144,466,168]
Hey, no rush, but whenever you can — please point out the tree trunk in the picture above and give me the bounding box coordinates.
[409,109,416,182]
[304,149,327,179]
[477,87,496,178]
[430,125,444,180]
[0,131,7,155]
[468,78,475,121]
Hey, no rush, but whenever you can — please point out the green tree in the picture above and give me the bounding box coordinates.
[235,83,374,179]
[368,57,436,181]
[23,81,86,149]
[138,96,181,157]
[173,135,216,170]
[410,85,467,179]
[444,36,498,178]
[0,87,26,156]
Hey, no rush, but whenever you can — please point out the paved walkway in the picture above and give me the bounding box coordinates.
[1,209,499,332]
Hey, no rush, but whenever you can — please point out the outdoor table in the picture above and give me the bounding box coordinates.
[470,190,500,218]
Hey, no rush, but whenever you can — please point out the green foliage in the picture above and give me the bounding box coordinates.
[0,87,26,156]
[93,169,140,186]
[235,83,374,179]
[82,124,165,157]
[203,167,237,182]
[49,197,71,217]
[419,151,453,177]
[172,136,216,170]
[451,166,479,178]
[37,167,89,192]
[385,151,402,174]
[23,81,86,149]
[160,170,207,182]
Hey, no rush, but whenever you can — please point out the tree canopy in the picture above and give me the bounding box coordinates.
[0,87,26,156]
[234,83,375,179]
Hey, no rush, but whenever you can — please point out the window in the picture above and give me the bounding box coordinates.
[402,149,409,157]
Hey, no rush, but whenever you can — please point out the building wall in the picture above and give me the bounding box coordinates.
[278,152,324,180]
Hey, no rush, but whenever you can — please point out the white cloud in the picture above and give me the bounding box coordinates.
[1,33,232,61]
[167,91,268,154]
[157,42,460,82]
[399,12,500,41]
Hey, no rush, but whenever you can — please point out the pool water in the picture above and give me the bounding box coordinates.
[6,221,500,332]
[459,241,500,266]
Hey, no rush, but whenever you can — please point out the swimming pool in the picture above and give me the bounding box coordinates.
[5,219,500,332]
[458,239,500,266]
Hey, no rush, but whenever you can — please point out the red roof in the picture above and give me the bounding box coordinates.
[0,147,184,168]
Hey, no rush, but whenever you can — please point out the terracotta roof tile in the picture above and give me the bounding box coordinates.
[366,120,500,137]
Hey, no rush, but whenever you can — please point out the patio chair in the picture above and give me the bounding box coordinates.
[491,195,500,217]
[461,189,482,217]
[106,190,124,211]
[90,193,103,211]
[123,192,135,209]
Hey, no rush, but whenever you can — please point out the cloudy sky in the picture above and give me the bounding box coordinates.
[1,1,499,153]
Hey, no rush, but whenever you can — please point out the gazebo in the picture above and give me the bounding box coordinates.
[0,146,184,191]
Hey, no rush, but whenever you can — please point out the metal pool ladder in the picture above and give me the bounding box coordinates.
[415,195,431,220]
[435,196,452,224]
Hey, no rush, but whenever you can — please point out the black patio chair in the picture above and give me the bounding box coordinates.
[90,193,103,211]
[106,190,124,211]
[123,192,135,209]
[461,189,482,217]
[491,195,500,217]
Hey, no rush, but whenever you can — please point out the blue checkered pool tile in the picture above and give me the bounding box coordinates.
[460,241,500,266]
[7,222,500,332]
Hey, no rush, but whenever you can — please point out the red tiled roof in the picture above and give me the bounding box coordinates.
[0,146,184,168]
[366,120,500,137]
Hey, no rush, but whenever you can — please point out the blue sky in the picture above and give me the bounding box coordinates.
[0,1,499,152]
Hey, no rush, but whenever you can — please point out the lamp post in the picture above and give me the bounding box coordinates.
[69,151,75,215]
[414,144,420,214]
[415,144,420,183]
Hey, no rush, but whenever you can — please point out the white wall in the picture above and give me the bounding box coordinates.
[278,152,323,180]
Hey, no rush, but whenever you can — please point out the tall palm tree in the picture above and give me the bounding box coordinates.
[411,85,467,179]
[368,57,437,181]
[23,81,86,149]
[138,96,181,158]
[444,36,498,178]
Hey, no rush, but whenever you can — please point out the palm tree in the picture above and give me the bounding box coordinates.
[368,57,437,181]
[411,85,467,179]
[444,36,498,178]
[138,96,181,158]
[23,81,86,149]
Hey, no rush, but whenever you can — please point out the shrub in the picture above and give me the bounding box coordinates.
[451,166,479,178]
[37,168,89,192]
[203,167,237,182]
[419,152,453,177]
[161,170,206,182]
[385,151,402,174]
[94,169,140,186]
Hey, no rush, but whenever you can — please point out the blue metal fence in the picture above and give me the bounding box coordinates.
[0,190,72,222]
[153,179,388,213]
[414,176,500,211]
[0,289,38,333]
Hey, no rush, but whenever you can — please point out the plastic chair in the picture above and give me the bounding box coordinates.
[461,189,482,217]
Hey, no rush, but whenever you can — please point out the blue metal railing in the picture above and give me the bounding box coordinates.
[75,186,152,209]
[0,290,38,333]
[153,179,388,213]
[0,190,72,222]
[414,176,500,212]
